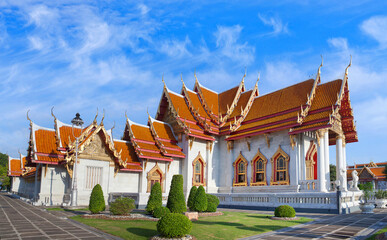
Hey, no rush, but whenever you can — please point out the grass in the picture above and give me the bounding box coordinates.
[71,211,312,240]
[366,225,387,240]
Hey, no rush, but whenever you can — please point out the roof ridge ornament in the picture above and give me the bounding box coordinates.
[51,106,57,120]
[27,110,32,126]
[93,108,98,124]
[100,109,105,125]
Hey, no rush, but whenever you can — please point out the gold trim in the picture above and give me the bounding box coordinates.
[270,145,290,185]
[192,152,206,186]
[147,163,165,192]
[233,152,248,187]
[250,148,268,186]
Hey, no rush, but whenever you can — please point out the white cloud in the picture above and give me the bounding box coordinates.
[360,15,387,48]
[138,4,150,15]
[263,61,305,90]
[159,36,191,58]
[327,37,349,51]
[354,96,387,136]
[214,25,255,65]
[258,14,289,36]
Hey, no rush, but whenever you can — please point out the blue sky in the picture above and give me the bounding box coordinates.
[1,1,386,166]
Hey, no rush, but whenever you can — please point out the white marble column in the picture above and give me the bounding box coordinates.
[336,136,346,191]
[206,141,212,193]
[317,132,327,192]
[324,131,330,191]
[342,143,347,191]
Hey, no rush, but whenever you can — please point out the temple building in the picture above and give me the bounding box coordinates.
[9,59,361,213]
[347,161,387,190]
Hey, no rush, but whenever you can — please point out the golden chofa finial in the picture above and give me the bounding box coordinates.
[100,109,105,125]
[111,121,116,131]
[93,107,98,124]
[26,110,32,125]
[180,73,185,87]
[344,55,352,79]
[51,106,57,120]
[316,55,323,83]
[125,110,128,120]
[162,73,166,88]
[147,108,151,120]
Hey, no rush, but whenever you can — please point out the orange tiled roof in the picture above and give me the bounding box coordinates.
[113,141,142,171]
[59,125,83,147]
[229,90,253,118]
[35,129,64,163]
[9,158,22,176]
[152,121,177,141]
[198,85,219,115]
[219,86,239,115]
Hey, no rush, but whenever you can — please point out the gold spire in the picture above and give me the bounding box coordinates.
[344,55,352,82]
[316,55,323,84]
[100,109,105,125]
[180,73,186,88]
[162,73,166,89]
[26,110,32,126]
[51,106,57,120]
[93,108,98,124]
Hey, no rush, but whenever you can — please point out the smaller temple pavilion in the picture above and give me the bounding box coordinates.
[347,161,387,189]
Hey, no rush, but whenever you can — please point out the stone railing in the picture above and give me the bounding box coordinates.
[299,180,318,192]
[214,192,338,210]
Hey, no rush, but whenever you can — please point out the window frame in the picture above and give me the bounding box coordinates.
[270,145,290,185]
[233,152,248,187]
[192,152,206,186]
[147,163,164,193]
[250,148,268,186]
[305,141,317,180]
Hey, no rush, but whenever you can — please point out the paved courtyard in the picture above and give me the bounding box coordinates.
[0,193,120,240]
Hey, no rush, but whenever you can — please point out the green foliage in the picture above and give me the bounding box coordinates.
[329,164,336,182]
[153,206,170,218]
[193,185,207,212]
[187,186,197,210]
[274,205,296,218]
[206,194,220,212]
[156,213,192,238]
[0,152,10,190]
[359,182,374,203]
[374,190,387,199]
[0,153,8,167]
[89,184,105,214]
[146,182,162,214]
[109,197,135,215]
[166,175,187,213]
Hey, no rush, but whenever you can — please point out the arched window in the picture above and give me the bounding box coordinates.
[305,141,317,180]
[270,146,290,185]
[251,149,267,186]
[147,163,164,192]
[192,152,206,186]
[233,152,248,187]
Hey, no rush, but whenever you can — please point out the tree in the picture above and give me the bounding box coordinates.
[192,185,207,212]
[187,186,197,210]
[166,175,187,213]
[89,184,105,214]
[329,164,336,182]
[146,182,162,214]
[0,152,10,190]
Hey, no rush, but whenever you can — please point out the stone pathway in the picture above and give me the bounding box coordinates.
[0,193,121,240]
[239,208,387,240]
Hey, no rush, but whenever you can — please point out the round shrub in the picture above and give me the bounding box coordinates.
[153,206,170,218]
[187,186,197,210]
[206,194,220,212]
[109,197,135,215]
[167,175,187,213]
[89,184,105,214]
[146,182,162,214]
[274,205,296,218]
[193,185,207,212]
[157,213,192,238]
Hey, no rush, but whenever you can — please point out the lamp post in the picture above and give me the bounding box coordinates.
[71,113,83,206]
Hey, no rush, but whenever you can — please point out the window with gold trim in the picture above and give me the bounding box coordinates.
[147,163,164,192]
[251,148,267,186]
[305,141,317,180]
[192,152,206,186]
[233,152,248,187]
[270,146,290,185]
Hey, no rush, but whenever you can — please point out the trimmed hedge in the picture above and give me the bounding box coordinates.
[206,194,220,212]
[274,205,296,218]
[110,197,135,215]
[89,184,105,214]
[157,213,192,238]
[193,185,207,212]
[146,182,162,214]
[187,186,197,210]
[153,206,170,218]
[166,175,187,213]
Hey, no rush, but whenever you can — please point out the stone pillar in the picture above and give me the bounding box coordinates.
[336,136,346,191]
[317,131,327,192]
[342,143,347,191]
[324,131,330,191]
[206,141,212,193]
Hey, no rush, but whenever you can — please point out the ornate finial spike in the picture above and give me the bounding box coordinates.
[345,55,352,77]
[51,106,57,120]
[27,110,32,124]
[244,67,247,78]
[125,110,128,120]
[162,74,166,88]
[320,55,323,68]
[180,73,185,86]
[101,109,105,124]
[93,107,98,123]
[111,121,116,131]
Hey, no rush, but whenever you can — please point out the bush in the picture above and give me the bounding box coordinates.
[157,213,192,238]
[193,185,207,212]
[146,182,162,214]
[274,205,296,218]
[89,184,105,214]
[153,206,170,218]
[206,194,220,212]
[187,186,197,210]
[167,175,187,213]
[109,197,135,215]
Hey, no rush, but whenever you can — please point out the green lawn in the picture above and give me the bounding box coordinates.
[71,211,312,240]
[366,225,387,240]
